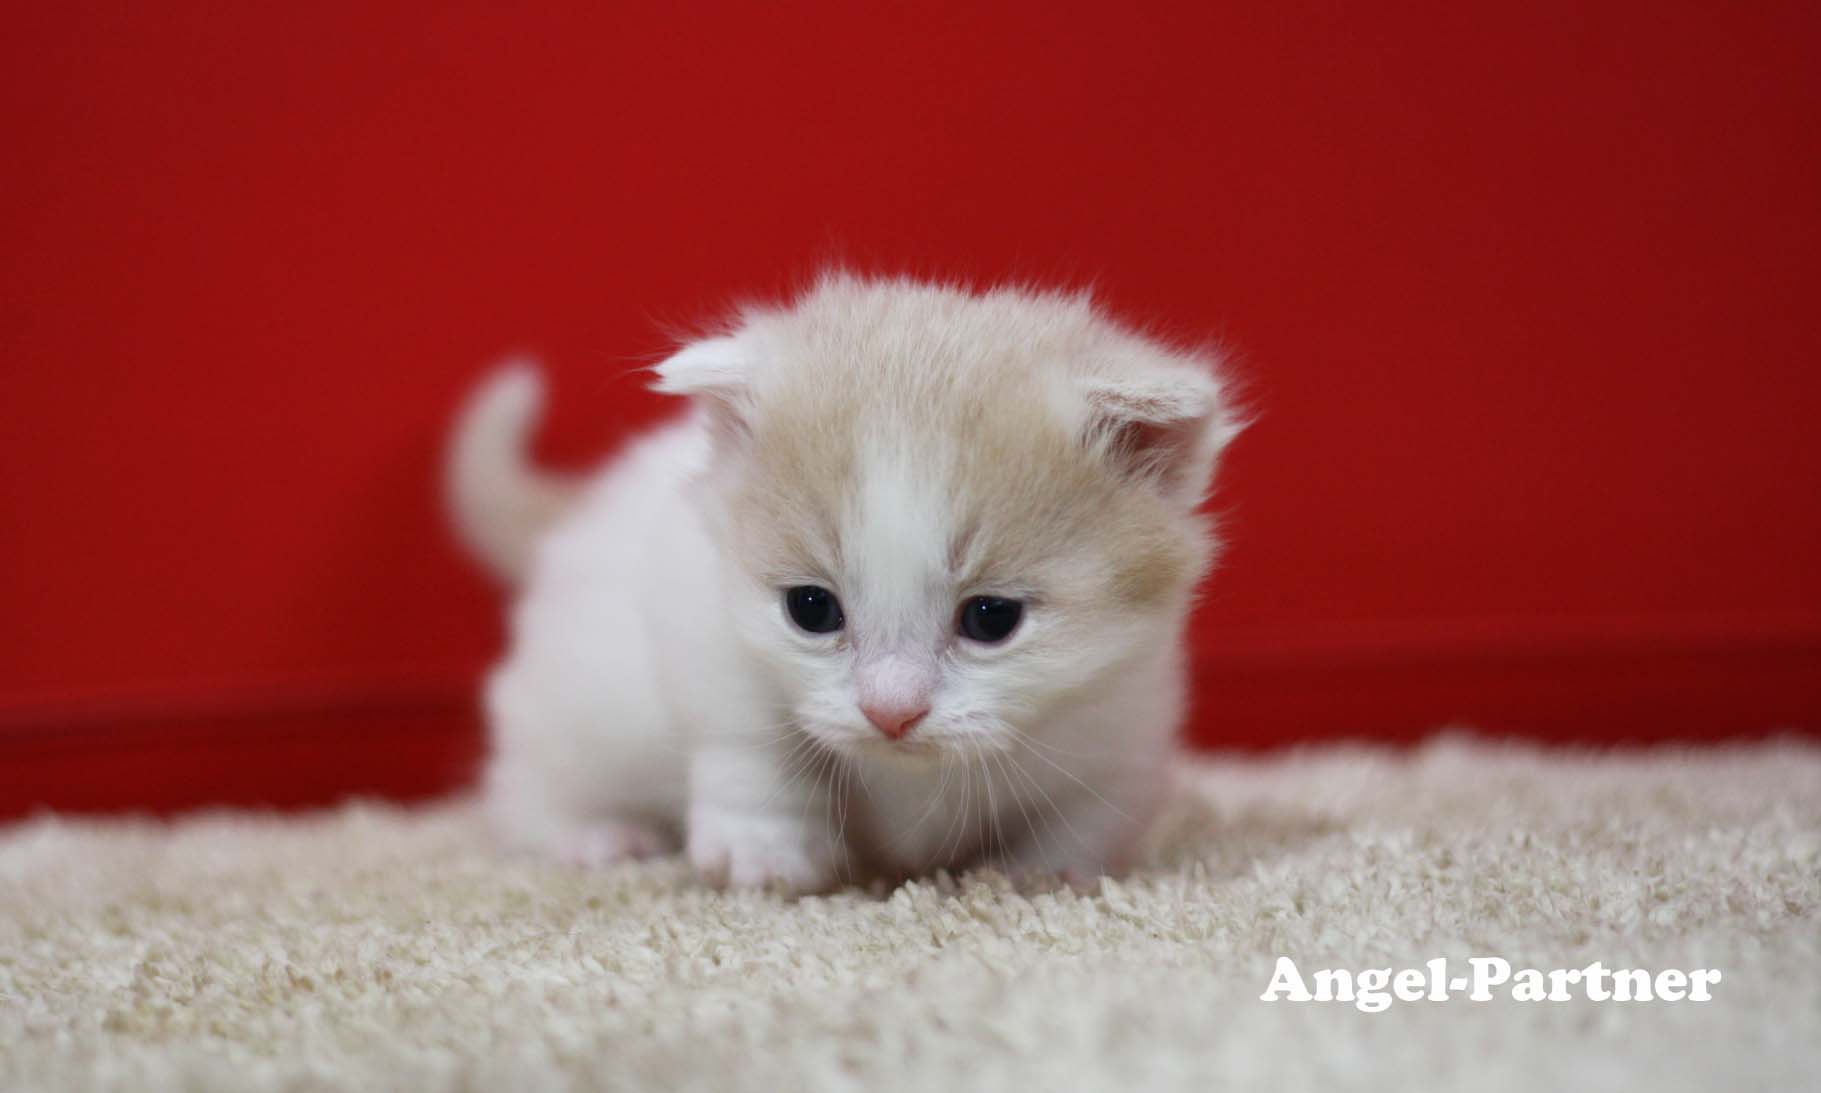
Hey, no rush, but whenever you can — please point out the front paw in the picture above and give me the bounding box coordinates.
[687,808,837,894]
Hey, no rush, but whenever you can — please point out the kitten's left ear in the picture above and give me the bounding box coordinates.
[649,336,754,445]
[1081,366,1243,507]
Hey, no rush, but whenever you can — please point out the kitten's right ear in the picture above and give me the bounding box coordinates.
[649,336,754,445]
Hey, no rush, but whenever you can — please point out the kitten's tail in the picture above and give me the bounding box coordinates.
[445,363,579,585]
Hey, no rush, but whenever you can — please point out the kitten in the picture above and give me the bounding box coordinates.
[447,274,1241,891]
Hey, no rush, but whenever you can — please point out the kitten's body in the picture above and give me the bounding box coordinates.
[452,276,1238,890]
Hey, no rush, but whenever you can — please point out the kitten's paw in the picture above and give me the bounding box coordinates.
[687,809,836,894]
[556,820,672,867]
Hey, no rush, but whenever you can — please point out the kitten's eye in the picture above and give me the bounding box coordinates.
[959,596,1023,643]
[785,585,845,634]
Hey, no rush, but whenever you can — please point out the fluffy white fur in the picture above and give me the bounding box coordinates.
[448,275,1239,891]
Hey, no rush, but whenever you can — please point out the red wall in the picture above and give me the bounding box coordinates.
[4,2,1818,815]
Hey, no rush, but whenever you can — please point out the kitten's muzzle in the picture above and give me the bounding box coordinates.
[856,654,936,741]
[860,700,929,741]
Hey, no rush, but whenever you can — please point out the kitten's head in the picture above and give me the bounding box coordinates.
[654,274,1241,762]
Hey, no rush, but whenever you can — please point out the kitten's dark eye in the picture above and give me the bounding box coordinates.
[785,585,844,634]
[959,596,1023,643]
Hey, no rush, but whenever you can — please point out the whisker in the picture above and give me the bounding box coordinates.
[800,745,835,838]
[937,754,973,866]
[1001,725,1148,765]
[977,741,1005,868]
[1002,747,1089,857]
[895,752,953,851]
[992,749,1042,864]
[1006,728,1134,824]
[834,756,856,881]
[758,732,821,810]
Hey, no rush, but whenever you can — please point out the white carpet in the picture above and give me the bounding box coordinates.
[3,737,1818,1091]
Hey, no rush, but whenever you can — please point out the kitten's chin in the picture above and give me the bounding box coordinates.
[855,733,1023,769]
[841,734,946,766]
[806,721,1002,766]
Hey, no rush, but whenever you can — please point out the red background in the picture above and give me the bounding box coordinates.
[4,2,1818,815]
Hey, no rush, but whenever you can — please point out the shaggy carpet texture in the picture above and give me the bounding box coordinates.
[3,738,1818,1092]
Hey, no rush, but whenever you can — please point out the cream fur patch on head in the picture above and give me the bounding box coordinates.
[705,274,1238,596]
[654,272,1242,755]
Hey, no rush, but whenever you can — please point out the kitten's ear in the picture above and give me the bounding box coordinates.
[649,336,754,445]
[1081,367,1242,507]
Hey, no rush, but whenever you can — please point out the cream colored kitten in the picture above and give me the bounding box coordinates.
[448,274,1241,891]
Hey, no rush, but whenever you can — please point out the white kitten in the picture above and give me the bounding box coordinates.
[448,274,1241,891]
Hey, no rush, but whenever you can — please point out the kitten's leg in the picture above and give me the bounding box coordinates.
[480,655,686,867]
[686,739,841,893]
[483,751,678,865]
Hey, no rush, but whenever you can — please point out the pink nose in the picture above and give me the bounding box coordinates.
[861,702,929,740]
